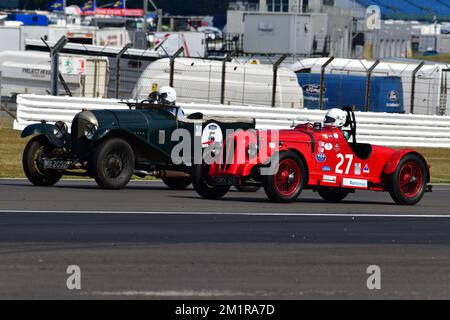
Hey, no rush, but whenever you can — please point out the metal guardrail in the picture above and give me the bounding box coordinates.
[13,94,450,148]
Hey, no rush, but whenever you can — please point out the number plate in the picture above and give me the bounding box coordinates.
[43,160,69,170]
[212,176,240,186]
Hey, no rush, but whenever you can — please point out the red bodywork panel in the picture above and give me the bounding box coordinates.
[209,124,430,191]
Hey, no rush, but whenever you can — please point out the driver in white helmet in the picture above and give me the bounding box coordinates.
[323,108,350,140]
[150,86,185,118]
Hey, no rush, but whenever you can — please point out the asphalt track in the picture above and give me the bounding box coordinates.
[0,179,450,299]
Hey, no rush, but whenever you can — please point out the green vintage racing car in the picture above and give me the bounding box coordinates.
[21,101,255,190]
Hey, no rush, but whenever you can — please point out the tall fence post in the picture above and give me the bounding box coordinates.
[169,47,185,88]
[440,69,449,116]
[115,43,132,99]
[411,61,425,114]
[47,36,68,96]
[319,57,334,110]
[220,51,234,105]
[365,59,381,112]
[272,54,288,108]
[41,37,72,97]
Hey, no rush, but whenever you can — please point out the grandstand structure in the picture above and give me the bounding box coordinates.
[226,0,450,58]
[353,0,450,21]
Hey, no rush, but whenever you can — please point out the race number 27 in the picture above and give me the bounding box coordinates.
[336,154,353,174]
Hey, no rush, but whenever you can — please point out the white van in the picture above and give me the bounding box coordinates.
[0,50,109,99]
[132,57,304,108]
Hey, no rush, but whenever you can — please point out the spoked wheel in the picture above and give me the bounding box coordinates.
[92,138,135,190]
[317,188,350,203]
[389,154,428,205]
[22,136,62,186]
[192,164,230,200]
[263,151,306,203]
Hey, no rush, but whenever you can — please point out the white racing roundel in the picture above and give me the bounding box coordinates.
[201,122,223,148]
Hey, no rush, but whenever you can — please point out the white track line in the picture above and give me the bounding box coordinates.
[0,209,449,218]
[90,290,257,297]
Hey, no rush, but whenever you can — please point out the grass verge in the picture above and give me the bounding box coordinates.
[1,118,449,183]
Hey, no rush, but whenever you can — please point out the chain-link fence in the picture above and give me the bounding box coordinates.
[26,38,448,116]
[131,52,303,109]
[292,57,450,115]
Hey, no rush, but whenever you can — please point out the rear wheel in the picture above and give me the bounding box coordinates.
[92,138,135,190]
[192,164,230,200]
[22,136,62,186]
[389,154,428,205]
[318,188,350,203]
[162,176,192,190]
[263,151,306,203]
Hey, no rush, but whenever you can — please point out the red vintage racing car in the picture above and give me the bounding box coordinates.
[192,108,432,205]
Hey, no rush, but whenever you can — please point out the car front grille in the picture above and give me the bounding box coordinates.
[71,114,91,155]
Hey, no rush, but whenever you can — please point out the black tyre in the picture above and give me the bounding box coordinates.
[192,164,230,200]
[23,136,62,187]
[263,151,306,203]
[318,188,350,203]
[389,153,428,205]
[92,138,135,190]
[162,176,192,190]
[234,185,261,192]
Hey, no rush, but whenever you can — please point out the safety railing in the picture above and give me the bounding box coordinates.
[14,94,450,148]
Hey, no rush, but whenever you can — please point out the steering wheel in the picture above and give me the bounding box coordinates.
[341,107,357,143]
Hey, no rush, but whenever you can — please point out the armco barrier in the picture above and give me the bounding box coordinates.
[13,94,450,148]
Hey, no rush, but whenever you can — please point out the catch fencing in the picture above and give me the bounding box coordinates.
[14,94,450,148]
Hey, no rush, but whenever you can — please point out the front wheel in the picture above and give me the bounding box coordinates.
[389,154,428,205]
[317,188,350,203]
[192,164,230,200]
[92,138,135,190]
[22,136,62,186]
[263,151,306,203]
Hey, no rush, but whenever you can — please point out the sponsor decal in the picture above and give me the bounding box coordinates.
[323,175,337,183]
[355,163,362,175]
[388,90,399,102]
[318,141,324,153]
[316,153,327,162]
[269,142,276,149]
[333,133,339,139]
[343,178,368,188]
[328,134,334,139]
[322,134,329,139]
[322,166,332,172]
[324,143,333,151]
[334,144,341,152]
[387,90,401,108]
[302,84,324,95]
[364,163,370,174]
[201,122,223,147]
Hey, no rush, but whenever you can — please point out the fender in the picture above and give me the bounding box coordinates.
[21,123,65,148]
[383,149,431,181]
[92,127,172,163]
